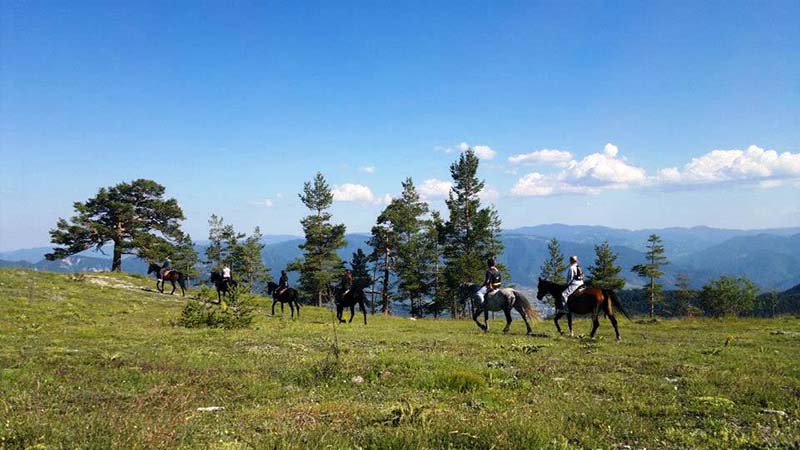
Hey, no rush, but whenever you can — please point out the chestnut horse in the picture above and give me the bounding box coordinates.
[147,263,187,296]
[535,278,629,340]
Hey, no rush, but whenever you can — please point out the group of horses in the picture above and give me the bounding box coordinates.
[147,262,629,339]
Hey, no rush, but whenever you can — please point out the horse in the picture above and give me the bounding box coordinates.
[266,281,301,318]
[147,263,187,296]
[535,278,630,341]
[332,285,368,325]
[209,271,237,303]
[460,283,540,335]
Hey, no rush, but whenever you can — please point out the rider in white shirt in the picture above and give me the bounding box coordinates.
[222,264,232,281]
[561,256,584,312]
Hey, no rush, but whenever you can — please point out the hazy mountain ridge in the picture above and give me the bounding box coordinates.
[3,226,799,291]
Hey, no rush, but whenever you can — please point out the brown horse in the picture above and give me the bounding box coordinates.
[535,278,629,340]
[147,262,187,296]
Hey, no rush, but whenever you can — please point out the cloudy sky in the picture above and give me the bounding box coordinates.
[1,1,799,250]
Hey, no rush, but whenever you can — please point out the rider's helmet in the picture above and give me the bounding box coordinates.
[570,255,578,263]
[487,257,496,267]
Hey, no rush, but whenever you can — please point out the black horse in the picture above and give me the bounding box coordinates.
[332,285,367,325]
[147,263,187,296]
[536,278,629,340]
[209,271,237,303]
[266,281,301,318]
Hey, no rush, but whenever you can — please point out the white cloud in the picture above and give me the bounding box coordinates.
[332,183,390,205]
[472,145,497,160]
[508,149,573,166]
[479,185,500,201]
[359,165,376,174]
[436,141,497,160]
[250,198,274,208]
[419,178,452,199]
[656,145,800,186]
[510,143,646,196]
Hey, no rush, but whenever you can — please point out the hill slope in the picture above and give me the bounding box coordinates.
[1,269,799,449]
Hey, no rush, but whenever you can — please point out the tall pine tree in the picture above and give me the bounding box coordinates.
[350,248,372,290]
[631,234,668,318]
[588,241,625,290]
[293,172,347,305]
[442,149,503,318]
[540,238,567,284]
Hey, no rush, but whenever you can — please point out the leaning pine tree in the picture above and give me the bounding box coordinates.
[631,234,668,318]
[293,172,347,306]
[442,149,504,318]
[46,179,187,272]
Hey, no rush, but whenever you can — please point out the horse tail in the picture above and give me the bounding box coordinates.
[605,289,630,320]
[514,290,540,322]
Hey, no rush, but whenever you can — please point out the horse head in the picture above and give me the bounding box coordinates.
[147,263,160,275]
[266,281,276,295]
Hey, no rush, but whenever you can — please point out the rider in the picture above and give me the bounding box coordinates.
[340,269,353,298]
[160,257,172,279]
[561,255,584,312]
[222,264,232,285]
[276,270,289,296]
[477,258,502,304]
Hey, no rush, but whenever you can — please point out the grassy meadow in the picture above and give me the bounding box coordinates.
[1,269,799,449]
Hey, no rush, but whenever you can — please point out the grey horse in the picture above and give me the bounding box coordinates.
[460,283,539,335]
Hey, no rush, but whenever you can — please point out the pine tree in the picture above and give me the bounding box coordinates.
[368,222,395,315]
[540,238,567,284]
[46,179,186,272]
[293,172,347,306]
[631,234,668,318]
[587,241,625,290]
[442,149,503,318]
[204,215,244,271]
[234,226,270,288]
[171,233,200,279]
[425,211,447,318]
[350,248,372,290]
[674,273,694,317]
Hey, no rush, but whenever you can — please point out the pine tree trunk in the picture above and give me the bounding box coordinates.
[649,278,655,318]
[111,240,123,272]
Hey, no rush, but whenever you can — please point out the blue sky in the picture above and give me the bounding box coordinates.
[1,0,799,250]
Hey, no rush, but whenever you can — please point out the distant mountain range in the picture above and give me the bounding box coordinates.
[3,224,799,291]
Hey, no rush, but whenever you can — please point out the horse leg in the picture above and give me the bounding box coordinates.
[337,304,346,323]
[360,299,367,325]
[349,305,355,323]
[554,312,564,335]
[170,280,176,295]
[567,313,574,337]
[502,307,512,334]
[472,304,487,332]
[271,299,277,316]
[515,303,533,335]
[484,305,490,332]
[589,306,600,338]
[605,303,620,341]
[289,302,294,318]
[281,302,285,314]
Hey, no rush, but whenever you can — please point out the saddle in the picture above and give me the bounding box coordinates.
[160,269,172,279]
[276,287,287,297]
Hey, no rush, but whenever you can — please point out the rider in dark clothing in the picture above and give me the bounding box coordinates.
[477,258,502,303]
[277,270,289,296]
[340,270,353,297]
[160,258,172,279]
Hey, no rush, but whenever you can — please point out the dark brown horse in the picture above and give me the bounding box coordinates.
[266,281,301,318]
[333,285,367,325]
[147,263,187,296]
[535,278,629,340]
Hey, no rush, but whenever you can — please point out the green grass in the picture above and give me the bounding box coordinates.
[1,269,799,449]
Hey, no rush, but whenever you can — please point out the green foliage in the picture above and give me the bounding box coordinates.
[674,273,696,317]
[700,275,758,317]
[441,149,503,317]
[46,179,187,271]
[631,234,669,318]
[349,248,372,290]
[587,240,625,290]
[294,172,347,305]
[540,237,566,290]
[371,178,439,316]
[204,216,270,291]
[436,369,486,392]
[178,285,254,329]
